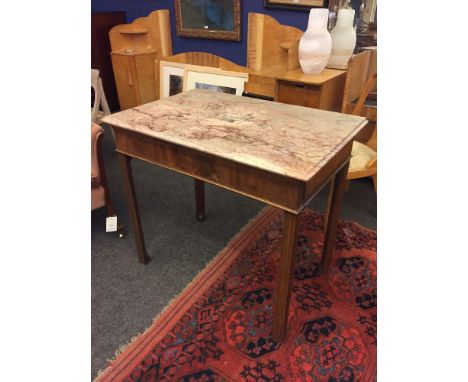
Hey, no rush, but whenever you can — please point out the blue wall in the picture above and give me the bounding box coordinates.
[91,0,360,66]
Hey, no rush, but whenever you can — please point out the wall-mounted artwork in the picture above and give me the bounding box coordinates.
[160,61,186,99]
[174,0,241,41]
[264,0,328,11]
[184,66,248,96]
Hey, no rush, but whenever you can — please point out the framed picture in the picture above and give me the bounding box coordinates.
[264,0,328,11]
[184,66,248,96]
[174,0,241,41]
[160,61,186,99]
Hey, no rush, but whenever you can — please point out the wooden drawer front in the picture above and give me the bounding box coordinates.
[277,81,321,108]
[244,75,276,99]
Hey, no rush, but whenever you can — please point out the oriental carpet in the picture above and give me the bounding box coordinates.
[96,207,377,382]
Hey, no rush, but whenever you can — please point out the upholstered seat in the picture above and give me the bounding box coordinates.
[91,123,106,210]
[349,141,377,175]
[91,122,124,237]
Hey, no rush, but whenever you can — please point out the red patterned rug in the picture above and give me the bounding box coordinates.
[96,207,377,382]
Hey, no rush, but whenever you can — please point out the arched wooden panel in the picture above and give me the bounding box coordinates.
[247,13,303,71]
[161,52,249,73]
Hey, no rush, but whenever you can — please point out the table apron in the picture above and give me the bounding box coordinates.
[114,128,306,213]
[113,128,352,214]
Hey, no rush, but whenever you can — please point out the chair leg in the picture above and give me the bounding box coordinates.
[372,174,377,192]
[104,202,125,238]
[97,132,124,237]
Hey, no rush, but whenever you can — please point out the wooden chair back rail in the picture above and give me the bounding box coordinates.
[350,73,377,149]
[352,72,377,116]
[341,50,371,112]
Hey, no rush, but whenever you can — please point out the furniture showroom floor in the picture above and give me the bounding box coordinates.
[91,124,377,379]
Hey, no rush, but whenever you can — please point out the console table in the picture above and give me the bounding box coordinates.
[102,89,366,342]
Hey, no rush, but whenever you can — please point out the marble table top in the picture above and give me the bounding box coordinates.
[102,90,366,182]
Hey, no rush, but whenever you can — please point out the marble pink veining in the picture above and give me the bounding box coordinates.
[102,89,366,181]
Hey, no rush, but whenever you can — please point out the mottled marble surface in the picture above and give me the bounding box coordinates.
[103,90,366,181]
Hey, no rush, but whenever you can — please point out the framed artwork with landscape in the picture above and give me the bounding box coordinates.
[264,0,328,11]
[160,62,248,99]
[184,66,248,96]
[174,0,241,41]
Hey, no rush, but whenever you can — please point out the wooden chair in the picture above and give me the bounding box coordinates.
[338,49,377,191]
[347,73,377,191]
[323,71,377,232]
[91,69,111,124]
[341,50,372,113]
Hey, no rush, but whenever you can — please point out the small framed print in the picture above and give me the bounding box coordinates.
[264,0,328,11]
[184,66,248,96]
[160,61,186,99]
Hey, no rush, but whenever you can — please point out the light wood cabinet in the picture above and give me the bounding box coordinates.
[110,51,158,110]
[109,10,172,110]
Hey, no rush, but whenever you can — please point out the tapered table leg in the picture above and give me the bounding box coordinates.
[194,179,205,221]
[323,176,335,233]
[272,211,299,343]
[321,161,350,273]
[118,153,150,265]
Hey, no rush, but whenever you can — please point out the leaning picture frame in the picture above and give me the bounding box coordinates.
[174,0,241,41]
[264,0,328,11]
[184,66,248,96]
[160,61,187,99]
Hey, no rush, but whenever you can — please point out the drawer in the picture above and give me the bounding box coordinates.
[244,75,276,99]
[277,80,321,108]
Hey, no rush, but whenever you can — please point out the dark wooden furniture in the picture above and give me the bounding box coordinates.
[102,89,367,343]
[92,11,127,112]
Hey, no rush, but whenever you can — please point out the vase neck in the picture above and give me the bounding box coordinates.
[307,8,329,31]
[336,8,355,27]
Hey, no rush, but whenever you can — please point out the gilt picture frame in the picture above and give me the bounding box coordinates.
[264,0,328,12]
[174,0,241,41]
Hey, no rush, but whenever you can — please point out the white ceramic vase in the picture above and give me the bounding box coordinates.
[327,8,356,69]
[299,8,332,75]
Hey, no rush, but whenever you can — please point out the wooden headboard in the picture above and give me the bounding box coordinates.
[160,52,249,73]
[247,13,304,71]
